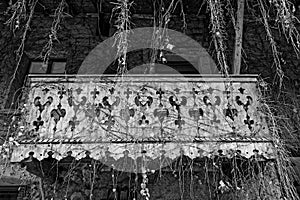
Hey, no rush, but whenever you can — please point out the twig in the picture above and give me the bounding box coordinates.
[4,0,38,109]
[40,0,67,65]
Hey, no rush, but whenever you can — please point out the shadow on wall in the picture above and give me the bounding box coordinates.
[291,157,300,195]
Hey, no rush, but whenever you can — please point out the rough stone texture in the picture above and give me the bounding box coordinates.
[242,18,300,82]
[1,5,298,108]
[1,160,282,200]
[0,1,299,198]
[0,0,298,143]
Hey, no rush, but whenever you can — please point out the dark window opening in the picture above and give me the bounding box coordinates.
[29,60,66,74]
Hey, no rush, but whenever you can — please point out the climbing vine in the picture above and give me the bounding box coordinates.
[112,0,133,75]
[0,0,300,199]
[40,0,67,66]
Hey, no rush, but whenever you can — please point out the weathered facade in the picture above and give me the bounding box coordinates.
[1,0,300,109]
[5,74,280,199]
[0,0,300,199]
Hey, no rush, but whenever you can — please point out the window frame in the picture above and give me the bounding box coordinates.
[29,59,66,74]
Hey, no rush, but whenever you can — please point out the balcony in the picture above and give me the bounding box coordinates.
[11,74,274,161]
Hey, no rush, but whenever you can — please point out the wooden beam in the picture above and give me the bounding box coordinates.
[233,0,245,74]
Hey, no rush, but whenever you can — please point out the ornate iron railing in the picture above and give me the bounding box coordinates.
[11,74,273,161]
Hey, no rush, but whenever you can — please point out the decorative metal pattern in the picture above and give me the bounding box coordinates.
[25,75,269,140]
[10,75,273,162]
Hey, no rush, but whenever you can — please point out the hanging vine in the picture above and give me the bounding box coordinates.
[111,0,133,75]
[149,0,187,74]
[40,0,67,66]
[257,0,285,89]
[4,0,38,110]
[270,0,300,56]
[5,0,27,34]
[206,0,230,76]
[1,0,300,199]
[258,78,299,200]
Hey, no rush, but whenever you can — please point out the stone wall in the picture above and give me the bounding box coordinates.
[0,1,299,198]
[1,2,299,105]
[0,0,299,142]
